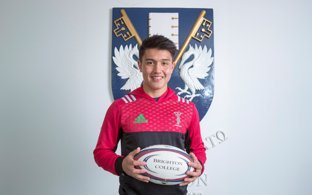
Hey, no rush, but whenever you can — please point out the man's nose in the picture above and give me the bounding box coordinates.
[153,62,162,72]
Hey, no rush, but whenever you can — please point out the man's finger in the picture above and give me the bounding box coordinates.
[129,147,141,157]
[189,152,199,162]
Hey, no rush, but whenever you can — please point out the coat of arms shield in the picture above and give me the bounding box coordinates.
[111,8,214,121]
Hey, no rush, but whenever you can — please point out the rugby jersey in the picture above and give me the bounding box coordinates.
[93,87,206,194]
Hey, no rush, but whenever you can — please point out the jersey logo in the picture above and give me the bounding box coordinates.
[133,114,148,124]
[174,112,182,127]
[111,8,214,121]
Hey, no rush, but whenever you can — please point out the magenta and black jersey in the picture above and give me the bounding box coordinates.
[94,87,206,195]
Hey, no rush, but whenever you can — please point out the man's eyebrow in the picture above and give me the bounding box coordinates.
[144,58,171,61]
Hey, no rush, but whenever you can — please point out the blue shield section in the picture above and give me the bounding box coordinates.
[111,8,214,121]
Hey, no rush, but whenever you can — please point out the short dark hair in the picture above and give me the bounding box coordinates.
[139,35,177,61]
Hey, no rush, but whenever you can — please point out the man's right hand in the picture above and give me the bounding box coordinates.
[121,147,150,183]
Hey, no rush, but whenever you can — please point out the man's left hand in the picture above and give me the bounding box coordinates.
[180,152,202,186]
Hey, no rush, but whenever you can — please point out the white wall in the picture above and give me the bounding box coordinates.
[1,0,311,195]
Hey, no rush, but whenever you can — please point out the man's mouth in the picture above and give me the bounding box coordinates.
[151,75,163,81]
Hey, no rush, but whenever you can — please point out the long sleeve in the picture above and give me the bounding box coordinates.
[93,101,122,175]
[188,103,206,173]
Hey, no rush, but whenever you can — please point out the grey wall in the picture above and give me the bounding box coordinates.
[1,0,311,195]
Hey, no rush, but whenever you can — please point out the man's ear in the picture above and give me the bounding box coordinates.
[138,60,142,72]
[171,62,176,71]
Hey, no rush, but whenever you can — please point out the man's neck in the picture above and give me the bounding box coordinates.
[142,86,167,98]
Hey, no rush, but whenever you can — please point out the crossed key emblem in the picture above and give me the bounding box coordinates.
[113,9,212,66]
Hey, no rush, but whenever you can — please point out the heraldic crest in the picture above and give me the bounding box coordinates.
[111,8,214,121]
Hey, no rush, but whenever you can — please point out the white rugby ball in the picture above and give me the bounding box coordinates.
[134,144,194,185]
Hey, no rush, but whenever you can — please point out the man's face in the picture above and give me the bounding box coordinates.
[138,48,174,97]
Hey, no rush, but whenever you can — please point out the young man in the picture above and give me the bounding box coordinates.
[94,35,206,195]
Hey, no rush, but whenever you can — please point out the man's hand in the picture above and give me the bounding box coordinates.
[122,147,150,183]
[180,152,202,186]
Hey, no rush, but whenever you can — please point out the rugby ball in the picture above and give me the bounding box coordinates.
[134,145,194,185]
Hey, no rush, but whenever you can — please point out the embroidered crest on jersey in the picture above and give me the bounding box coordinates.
[174,112,182,127]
